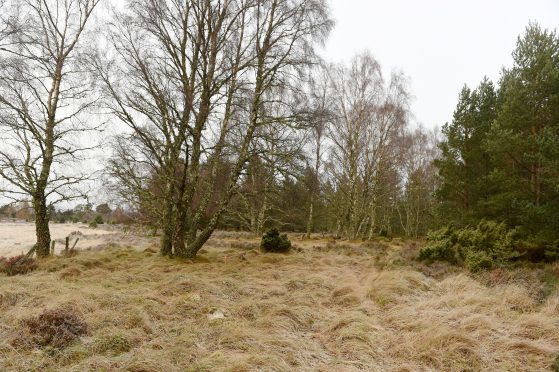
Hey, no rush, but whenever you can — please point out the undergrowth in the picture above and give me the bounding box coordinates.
[420,220,559,272]
[0,255,37,276]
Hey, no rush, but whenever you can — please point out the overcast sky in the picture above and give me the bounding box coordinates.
[321,0,559,129]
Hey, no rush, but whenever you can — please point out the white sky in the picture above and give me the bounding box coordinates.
[2,0,559,208]
[321,0,559,129]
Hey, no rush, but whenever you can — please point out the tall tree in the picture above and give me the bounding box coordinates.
[435,78,497,225]
[0,0,102,256]
[397,126,438,237]
[328,52,409,239]
[305,64,331,238]
[487,23,559,240]
[101,0,332,258]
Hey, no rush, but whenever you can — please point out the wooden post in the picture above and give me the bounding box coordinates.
[65,237,69,256]
[50,241,56,256]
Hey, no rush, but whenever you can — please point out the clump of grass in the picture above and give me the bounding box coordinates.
[552,353,559,372]
[330,286,361,307]
[14,307,88,349]
[541,266,559,301]
[367,270,431,305]
[59,267,82,280]
[0,254,38,276]
[324,314,378,365]
[92,334,132,356]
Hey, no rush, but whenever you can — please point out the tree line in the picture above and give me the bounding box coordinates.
[436,23,559,246]
[0,1,556,260]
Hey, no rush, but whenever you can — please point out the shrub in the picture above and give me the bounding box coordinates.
[465,251,493,273]
[545,241,559,262]
[419,220,524,272]
[261,228,291,253]
[418,225,459,264]
[19,307,88,349]
[93,214,104,225]
[0,255,38,276]
[89,220,98,228]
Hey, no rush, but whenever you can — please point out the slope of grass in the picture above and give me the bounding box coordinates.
[0,236,558,371]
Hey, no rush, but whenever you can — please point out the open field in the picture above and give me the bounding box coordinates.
[0,222,155,257]
[0,233,558,371]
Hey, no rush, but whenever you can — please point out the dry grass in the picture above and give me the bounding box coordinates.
[0,235,558,371]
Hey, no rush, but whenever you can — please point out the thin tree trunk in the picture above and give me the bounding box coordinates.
[367,203,377,240]
[305,199,314,239]
[257,196,267,236]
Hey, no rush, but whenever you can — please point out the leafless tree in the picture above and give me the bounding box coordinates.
[304,64,332,238]
[327,52,410,239]
[234,95,308,235]
[396,126,439,237]
[100,0,332,258]
[0,0,102,256]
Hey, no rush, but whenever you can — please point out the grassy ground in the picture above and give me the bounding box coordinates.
[0,234,558,371]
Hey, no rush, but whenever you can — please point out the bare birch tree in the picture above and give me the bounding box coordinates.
[101,0,332,258]
[0,0,102,256]
[305,64,331,238]
[234,97,307,235]
[327,52,410,239]
[397,126,439,237]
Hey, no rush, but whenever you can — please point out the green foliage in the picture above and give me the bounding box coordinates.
[422,219,559,272]
[464,251,493,273]
[419,226,459,264]
[89,214,103,228]
[420,220,524,271]
[0,255,38,276]
[435,23,559,247]
[545,241,559,262]
[485,24,559,239]
[435,78,497,226]
[261,228,291,253]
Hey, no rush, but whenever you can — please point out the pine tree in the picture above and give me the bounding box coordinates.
[486,23,559,240]
[435,78,497,225]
